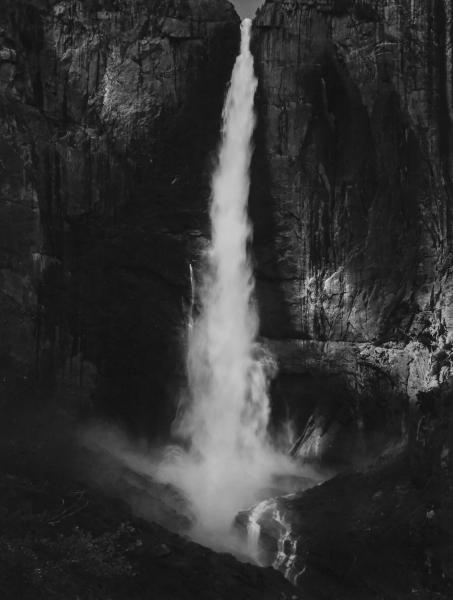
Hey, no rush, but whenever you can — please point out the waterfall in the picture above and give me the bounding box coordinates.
[247,498,304,582]
[247,498,276,564]
[273,509,301,583]
[157,18,294,549]
[187,262,195,333]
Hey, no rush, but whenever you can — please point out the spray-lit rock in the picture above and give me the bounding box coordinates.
[251,0,453,461]
[238,451,453,599]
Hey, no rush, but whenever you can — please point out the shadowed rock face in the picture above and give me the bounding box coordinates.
[251,0,453,461]
[0,0,239,434]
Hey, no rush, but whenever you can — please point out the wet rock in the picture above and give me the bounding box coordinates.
[238,455,453,599]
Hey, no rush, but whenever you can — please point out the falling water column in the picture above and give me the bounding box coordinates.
[168,18,278,539]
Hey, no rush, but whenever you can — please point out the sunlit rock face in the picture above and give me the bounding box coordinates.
[251,0,453,461]
[0,0,239,431]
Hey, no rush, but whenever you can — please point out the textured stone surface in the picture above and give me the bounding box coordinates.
[0,0,239,433]
[267,338,429,462]
[251,0,453,459]
[253,0,453,342]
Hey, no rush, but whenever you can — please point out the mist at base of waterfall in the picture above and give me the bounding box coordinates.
[78,422,325,560]
[155,441,299,548]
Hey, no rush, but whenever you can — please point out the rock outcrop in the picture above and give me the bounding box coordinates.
[0,0,239,434]
[237,452,453,599]
[251,0,453,460]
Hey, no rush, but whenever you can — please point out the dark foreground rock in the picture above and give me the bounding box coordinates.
[0,410,302,600]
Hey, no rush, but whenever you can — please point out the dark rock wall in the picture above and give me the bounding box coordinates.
[251,0,453,460]
[0,0,239,434]
[0,3,48,386]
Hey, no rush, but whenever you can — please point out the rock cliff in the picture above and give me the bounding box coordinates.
[251,0,453,462]
[0,0,239,434]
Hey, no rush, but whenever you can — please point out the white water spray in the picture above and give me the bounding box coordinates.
[157,19,295,546]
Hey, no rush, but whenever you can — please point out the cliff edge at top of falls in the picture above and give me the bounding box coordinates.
[0,0,239,434]
[249,0,453,464]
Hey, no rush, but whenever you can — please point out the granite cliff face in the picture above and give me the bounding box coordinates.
[251,0,453,462]
[0,0,239,433]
